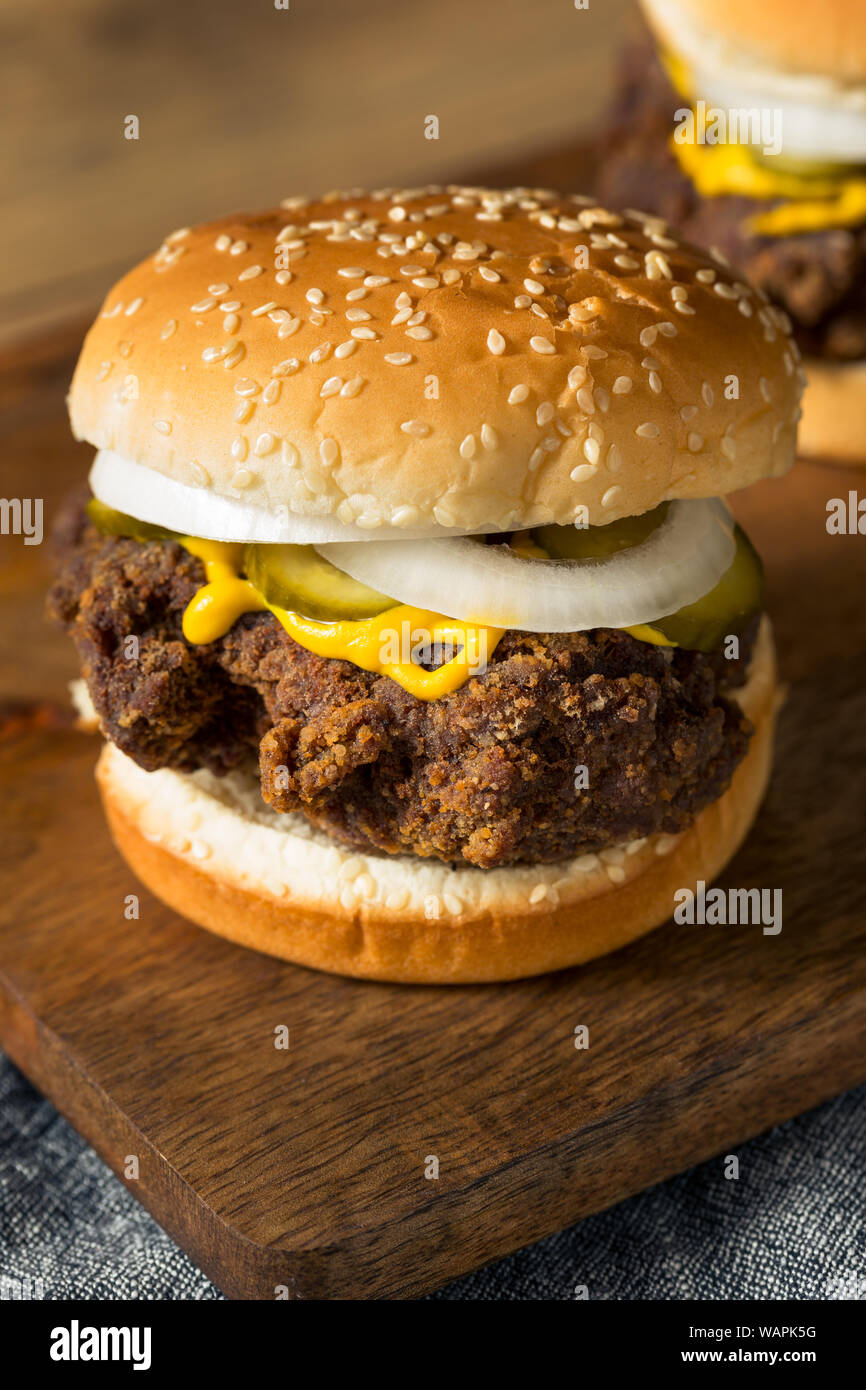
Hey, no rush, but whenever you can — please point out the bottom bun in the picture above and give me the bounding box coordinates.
[96,619,778,985]
[798,358,866,465]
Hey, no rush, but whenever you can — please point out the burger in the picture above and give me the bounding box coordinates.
[596,0,866,462]
[49,186,797,984]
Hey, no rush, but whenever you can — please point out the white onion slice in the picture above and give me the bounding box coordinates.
[317,499,736,632]
[89,450,490,545]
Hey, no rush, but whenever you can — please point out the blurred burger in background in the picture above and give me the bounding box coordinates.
[597,0,866,462]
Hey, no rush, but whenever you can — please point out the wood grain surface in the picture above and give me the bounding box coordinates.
[1,299,865,1296]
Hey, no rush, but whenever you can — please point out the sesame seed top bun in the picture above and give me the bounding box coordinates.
[69,187,803,534]
[641,0,866,85]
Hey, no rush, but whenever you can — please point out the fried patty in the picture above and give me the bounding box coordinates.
[48,508,755,869]
[594,36,866,360]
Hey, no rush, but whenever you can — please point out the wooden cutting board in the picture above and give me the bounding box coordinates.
[1,317,865,1301]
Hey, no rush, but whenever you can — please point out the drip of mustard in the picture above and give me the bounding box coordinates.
[179,538,504,701]
[671,135,866,236]
[659,52,866,236]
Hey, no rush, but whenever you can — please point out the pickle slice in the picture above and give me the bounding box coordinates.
[650,525,763,652]
[243,542,394,621]
[531,511,763,652]
[535,504,669,560]
[86,498,181,544]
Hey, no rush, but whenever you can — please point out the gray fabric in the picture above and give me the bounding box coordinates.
[1,1054,862,1300]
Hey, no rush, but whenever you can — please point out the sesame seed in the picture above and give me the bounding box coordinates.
[384,351,412,364]
[459,434,476,460]
[262,380,281,405]
[160,320,177,341]
[306,288,325,305]
[337,266,366,278]
[583,436,600,464]
[153,419,171,435]
[635,422,659,438]
[570,462,598,482]
[648,372,662,394]
[223,313,240,334]
[612,375,632,394]
[254,432,276,455]
[320,439,339,467]
[701,383,714,407]
[345,306,371,322]
[340,376,364,397]
[401,419,430,436]
[309,342,332,363]
[275,270,293,286]
[536,402,555,426]
[229,240,249,256]
[201,345,229,363]
[191,296,217,313]
[271,358,300,376]
[208,283,230,296]
[508,384,529,404]
[487,328,506,355]
[277,318,301,338]
[364,274,390,287]
[524,278,545,295]
[639,326,658,348]
[529,884,548,905]
[606,444,623,471]
[720,436,737,461]
[481,423,498,450]
[530,336,555,354]
[714,282,739,300]
[601,485,622,508]
[233,400,253,423]
[680,405,698,421]
[738,299,753,317]
[614,254,639,271]
[95,361,112,381]
[576,386,595,415]
[695,268,716,284]
[759,377,772,403]
[215,234,231,252]
[237,265,263,281]
[231,436,249,461]
[657,322,677,337]
[351,327,378,340]
[252,302,278,317]
[671,286,688,302]
[645,250,673,279]
[231,470,253,489]
[320,376,342,397]
[219,300,241,312]
[234,377,260,396]
[345,287,368,301]
[568,365,587,390]
[687,432,704,452]
[334,340,357,358]
[674,302,696,316]
[406,325,432,340]
[582,346,607,360]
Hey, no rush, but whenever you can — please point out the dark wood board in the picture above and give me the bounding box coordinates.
[1,300,866,1302]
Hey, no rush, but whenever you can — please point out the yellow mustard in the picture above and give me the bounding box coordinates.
[670,133,866,236]
[179,538,504,701]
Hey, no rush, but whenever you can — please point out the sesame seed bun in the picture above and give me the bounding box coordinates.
[94,618,777,985]
[69,188,802,535]
[641,0,866,84]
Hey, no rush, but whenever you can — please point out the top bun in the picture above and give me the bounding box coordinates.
[69,187,802,534]
[641,0,866,84]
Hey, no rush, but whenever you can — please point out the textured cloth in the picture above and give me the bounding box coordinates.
[1,1054,863,1301]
